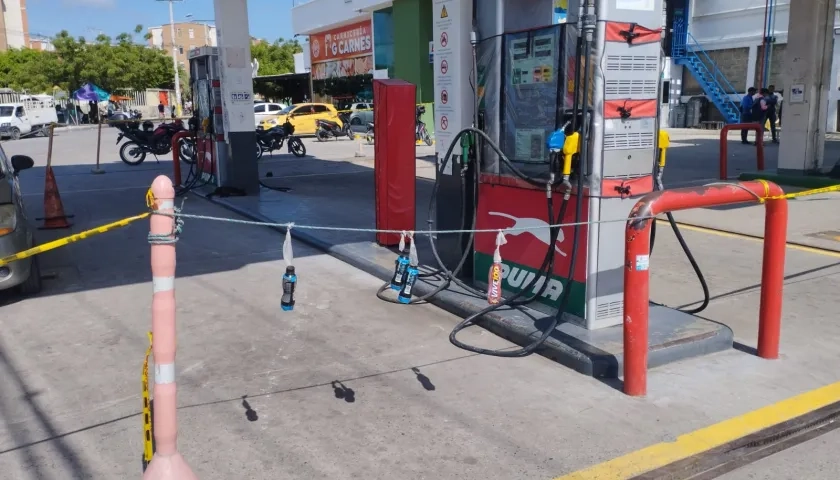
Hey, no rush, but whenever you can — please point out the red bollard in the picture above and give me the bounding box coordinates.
[170,131,191,187]
[623,181,787,396]
[719,123,765,180]
[143,176,198,480]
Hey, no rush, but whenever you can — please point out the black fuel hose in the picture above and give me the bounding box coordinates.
[649,176,710,314]
[447,28,593,357]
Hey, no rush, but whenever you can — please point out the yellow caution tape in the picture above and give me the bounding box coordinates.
[0,212,151,267]
[141,331,154,467]
[755,179,840,203]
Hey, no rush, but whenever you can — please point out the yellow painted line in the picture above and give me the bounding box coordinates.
[554,381,840,479]
[661,219,840,259]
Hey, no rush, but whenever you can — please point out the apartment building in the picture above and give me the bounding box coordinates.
[147,22,217,73]
[0,0,30,51]
[29,38,54,52]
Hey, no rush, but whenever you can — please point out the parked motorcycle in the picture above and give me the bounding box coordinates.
[116,119,186,166]
[365,122,374,144]
[256,121,306,159]
[316,112,353,142]
[415,105,432,146]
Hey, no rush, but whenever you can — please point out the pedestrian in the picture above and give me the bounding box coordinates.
[751,88,770,146]
[765,84,780,143]
[740,87,756,144]
[158,102,165,119]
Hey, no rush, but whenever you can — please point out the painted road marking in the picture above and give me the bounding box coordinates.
[663,220,840,259]
[553,381,840,479]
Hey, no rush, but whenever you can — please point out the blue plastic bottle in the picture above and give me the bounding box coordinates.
[398,265,419,304]
[391,253,410,291]
[281,266,297,311]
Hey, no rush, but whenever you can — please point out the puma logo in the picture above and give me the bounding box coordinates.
[489,212,567,257]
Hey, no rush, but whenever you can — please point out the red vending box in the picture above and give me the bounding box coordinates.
[373,79,417,246]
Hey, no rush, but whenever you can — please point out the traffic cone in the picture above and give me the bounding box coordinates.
[38,167,73,230]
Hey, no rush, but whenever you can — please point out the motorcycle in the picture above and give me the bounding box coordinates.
[415,105,433,146]
[256,121,306,159]
[365,122,374,144]
[116,119,186,166]
[316,112,353,142]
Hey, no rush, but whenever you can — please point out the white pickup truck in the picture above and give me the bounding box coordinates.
[0,95,59,140]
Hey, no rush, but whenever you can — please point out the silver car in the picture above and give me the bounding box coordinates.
[0,148,40,295]
[347,103,374,126]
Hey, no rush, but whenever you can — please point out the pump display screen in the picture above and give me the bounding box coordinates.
[501,26,562,165]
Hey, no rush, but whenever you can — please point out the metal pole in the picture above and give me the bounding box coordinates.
[169,0,183,117]
[622,181,787,396]
[45,123,55,169]
[91,121,105,174]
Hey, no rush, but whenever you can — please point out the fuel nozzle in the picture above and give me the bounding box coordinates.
[656,129,670,188]
[561,131,581,199]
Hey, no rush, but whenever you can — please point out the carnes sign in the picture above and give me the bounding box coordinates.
[310,20,373,63]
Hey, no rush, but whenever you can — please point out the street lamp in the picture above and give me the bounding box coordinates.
[157,0,183,117]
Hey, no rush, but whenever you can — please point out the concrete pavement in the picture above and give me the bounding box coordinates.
[0,129,838,479]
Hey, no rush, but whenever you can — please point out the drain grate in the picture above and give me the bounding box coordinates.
[807,231,840,243]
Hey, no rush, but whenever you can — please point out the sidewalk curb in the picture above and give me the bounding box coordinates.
[739,171,840,189]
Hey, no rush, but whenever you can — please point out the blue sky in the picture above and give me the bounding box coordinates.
[26,0,295,42]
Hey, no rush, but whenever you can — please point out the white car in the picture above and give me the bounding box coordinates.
[253,102,288,128]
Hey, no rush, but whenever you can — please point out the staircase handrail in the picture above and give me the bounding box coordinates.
[684,31,740,99]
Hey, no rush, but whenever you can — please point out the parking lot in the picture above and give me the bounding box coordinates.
[0,127,839,479]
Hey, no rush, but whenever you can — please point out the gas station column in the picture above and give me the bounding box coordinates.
[212,0,259,195]
[777,0,835,174]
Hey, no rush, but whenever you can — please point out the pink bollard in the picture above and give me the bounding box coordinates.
[143,175,198,480]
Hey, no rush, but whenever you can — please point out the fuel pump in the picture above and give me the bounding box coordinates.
[187,47,229,191]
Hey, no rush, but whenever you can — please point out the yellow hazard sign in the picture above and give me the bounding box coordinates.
[441,5,448,18]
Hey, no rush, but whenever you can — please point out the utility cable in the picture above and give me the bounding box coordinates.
[649,173,710,315]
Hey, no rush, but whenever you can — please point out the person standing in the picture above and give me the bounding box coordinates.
[765,84,780,143]
[751,88,770,145]
[158,102,166,119]
[740,87,756,144]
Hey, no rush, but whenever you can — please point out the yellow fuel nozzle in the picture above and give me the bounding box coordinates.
[561,131,580,177]
[658,129,670,169]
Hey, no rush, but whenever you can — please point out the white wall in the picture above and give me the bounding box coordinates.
[149,27,164,49]
[293,44,312,73]
[292,0,391,35]
[4,0,27,49]
[690,0,840,49]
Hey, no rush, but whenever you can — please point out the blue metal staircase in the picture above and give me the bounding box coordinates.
[672,19,741,124]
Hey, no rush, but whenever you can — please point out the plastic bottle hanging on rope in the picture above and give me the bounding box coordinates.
[398,231,420,304]
[283,224,294,268]
[390,231,410,291]
[281,224,297,311]
[487,231,506,305]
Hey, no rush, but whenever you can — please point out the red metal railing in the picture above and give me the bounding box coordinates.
[622,181,788,397]
[170,131,192,187]
[720,123,765,180]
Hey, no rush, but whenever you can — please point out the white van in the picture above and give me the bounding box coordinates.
[0,95,59,140]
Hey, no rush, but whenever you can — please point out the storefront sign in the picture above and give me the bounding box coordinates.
[310,20,373,64]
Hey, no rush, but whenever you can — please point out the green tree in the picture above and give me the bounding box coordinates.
[251,38,301,76]
[250,38,303,100]
[0,27,174,94]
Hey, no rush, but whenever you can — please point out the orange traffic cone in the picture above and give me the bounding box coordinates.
[38,167,73,230]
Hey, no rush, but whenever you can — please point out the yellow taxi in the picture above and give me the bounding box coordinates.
[258,103,342,135]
